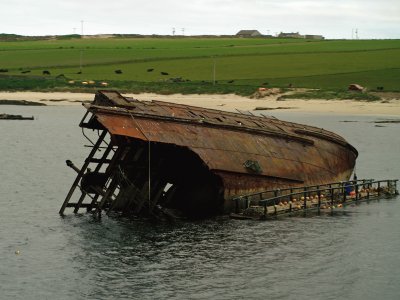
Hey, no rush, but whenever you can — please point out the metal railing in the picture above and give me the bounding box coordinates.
[232,179,398,219]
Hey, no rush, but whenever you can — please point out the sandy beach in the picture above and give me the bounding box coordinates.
[1,91,399,116]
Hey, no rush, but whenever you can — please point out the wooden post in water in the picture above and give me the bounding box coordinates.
[355,182,359,202]
[378,182,381,196]
[274,190,279,205]
[317,189,321,214]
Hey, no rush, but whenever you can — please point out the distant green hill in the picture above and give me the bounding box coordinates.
[0,37,399,95]
[0,33,81,41]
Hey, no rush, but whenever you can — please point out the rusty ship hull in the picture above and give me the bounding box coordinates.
[61,91,358,217]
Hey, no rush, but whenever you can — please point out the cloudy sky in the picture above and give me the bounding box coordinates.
[2,0,399,39]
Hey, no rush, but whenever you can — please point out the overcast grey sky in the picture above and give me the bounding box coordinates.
[2,0,399,39]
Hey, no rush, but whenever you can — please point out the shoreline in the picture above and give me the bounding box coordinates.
[0,91,399,116]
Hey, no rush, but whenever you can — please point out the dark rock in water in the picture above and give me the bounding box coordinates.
[374,119,400,124]
[0,113,34,120]
[0,100,46,106]
[254,106,295,111]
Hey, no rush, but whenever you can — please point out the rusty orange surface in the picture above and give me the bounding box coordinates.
[86,91,357,197]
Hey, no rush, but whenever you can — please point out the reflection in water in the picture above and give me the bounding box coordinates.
[64,209,384,299]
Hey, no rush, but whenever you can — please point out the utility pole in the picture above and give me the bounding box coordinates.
[80,20,84,73]
[182,28,185,35]
[172,27,175,36]
[79,50,83,73]
[351,28,359,40]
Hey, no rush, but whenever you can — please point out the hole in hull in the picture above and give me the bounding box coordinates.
[107,138,224,219]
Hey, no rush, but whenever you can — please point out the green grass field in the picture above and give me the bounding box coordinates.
[1,37,399,95]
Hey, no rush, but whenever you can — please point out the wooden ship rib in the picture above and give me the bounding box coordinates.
[60,90,358,218]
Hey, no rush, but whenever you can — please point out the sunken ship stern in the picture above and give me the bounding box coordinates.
[61,91,357,218]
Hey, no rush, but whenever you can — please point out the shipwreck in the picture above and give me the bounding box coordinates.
[60,90,358,218]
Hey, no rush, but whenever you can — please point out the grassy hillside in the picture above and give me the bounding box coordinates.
[0,37,399,95]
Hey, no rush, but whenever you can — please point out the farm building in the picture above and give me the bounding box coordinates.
[278,32,304,38]
[236,30,262,37]
[305,35,325,40]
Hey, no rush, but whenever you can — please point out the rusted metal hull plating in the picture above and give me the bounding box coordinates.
[60,91,358,218]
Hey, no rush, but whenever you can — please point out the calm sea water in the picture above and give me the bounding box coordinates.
[1,105,399,300]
